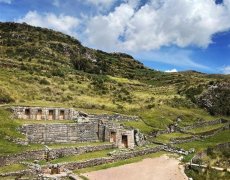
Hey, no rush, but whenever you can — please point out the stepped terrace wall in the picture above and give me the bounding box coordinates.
[20,121,136,148]
[0,144,114,167]
[179,119,228,131]
[20,122,99,144]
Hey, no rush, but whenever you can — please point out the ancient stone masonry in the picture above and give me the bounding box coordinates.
[89,113,140,122]
[59,146,164,170]
[12,106,144,149]
[12,106,78,120]
[0,144,114,167]
[179,119,228,131]
[0,146,164,178]
[19,120,138,149]
[20,122,99,144]
[98,120,136,149]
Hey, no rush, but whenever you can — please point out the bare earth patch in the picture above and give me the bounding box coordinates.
[82,155,188,180]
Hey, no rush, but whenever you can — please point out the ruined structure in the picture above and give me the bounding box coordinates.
[12,106,78,120]
[98,120,135,148]
[13,106,140,149]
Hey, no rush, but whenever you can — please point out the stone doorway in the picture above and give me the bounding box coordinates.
[36,109,42,120]
[110,132,116,143]
[48,110,54,120]
[25,109,30,119]
[122,135,128,148]
[59,110,65,120]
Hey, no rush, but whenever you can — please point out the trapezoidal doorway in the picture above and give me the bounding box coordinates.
[110,132,116,143]
[59,110,65,120]
[25,109,30,119]
[122,135,128,148]
[36,109,42,120]
[48,110,55,120]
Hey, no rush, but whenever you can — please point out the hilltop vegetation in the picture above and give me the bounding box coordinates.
[0,22,229,124]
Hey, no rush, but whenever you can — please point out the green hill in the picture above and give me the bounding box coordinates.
[0,22,229,147]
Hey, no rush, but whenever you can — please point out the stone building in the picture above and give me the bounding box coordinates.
[13,106,142,149]
[98,120,135,149]
[12,106,78,120]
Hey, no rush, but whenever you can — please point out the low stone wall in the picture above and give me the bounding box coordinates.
[89,113,139,122]
[20,122,99,144]
[197,124,229,136]
[0,144,114,167]
[0,146,164,177]
[170,136,199,144]
[180,119,228,131]
[0,169,32,178]
[214,142,230,150]
[150,129,168,137]
[62,146,164,170]
[170,126,230,144]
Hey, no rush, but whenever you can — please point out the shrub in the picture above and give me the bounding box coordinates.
[146,104,155,109]
[39,78,50,85]
[51,69,65,77]
[0,88,15,104]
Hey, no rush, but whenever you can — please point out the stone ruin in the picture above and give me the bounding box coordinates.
[12,106,145,149]
[12,106,79,120]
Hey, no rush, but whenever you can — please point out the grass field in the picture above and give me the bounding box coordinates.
[154,133,193,143]
[0,163,27,174]
[177,130,230,151]
[186,124,225,135]
[42,149,114,165]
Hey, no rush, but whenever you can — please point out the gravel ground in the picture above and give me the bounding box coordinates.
[82,155,188,180]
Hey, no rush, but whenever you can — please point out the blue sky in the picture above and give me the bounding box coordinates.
[0,0,230,74]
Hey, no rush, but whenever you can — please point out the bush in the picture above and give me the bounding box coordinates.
[222,150,230,158]
[51,69,65,77]
[0,88,15,104]
[39,78,50,85]
[146,104,155,109]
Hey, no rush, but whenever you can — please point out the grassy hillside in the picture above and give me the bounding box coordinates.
[0,22,229,155]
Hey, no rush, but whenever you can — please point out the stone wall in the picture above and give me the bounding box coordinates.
[180,119,228,131]
[0,146,164,178]
[20,122,99,144]
[0,144,114,167]
[89,113,139,122]
[99,121,135,148]
[62,146,163,170]
[214,142,230,150]
[170,125,230,144]
[12,106,78,120]
[19,120,136,150]
[151,119,229,138]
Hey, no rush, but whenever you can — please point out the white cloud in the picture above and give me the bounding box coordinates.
[165,69,178,73]
[85,3,134,50]
[18,11,80,36]
[134,49,209,69]
[0,0,12,4]
[85,0,230,52]
[83,0,116,10]
[222,66,230,74]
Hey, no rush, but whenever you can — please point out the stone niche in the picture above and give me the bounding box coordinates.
[12,106,78,120]
[98,121,135,149]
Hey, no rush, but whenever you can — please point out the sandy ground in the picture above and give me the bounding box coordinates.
[82,155,188,180]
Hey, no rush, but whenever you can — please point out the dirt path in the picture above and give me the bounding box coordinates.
[82,155,188,180]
